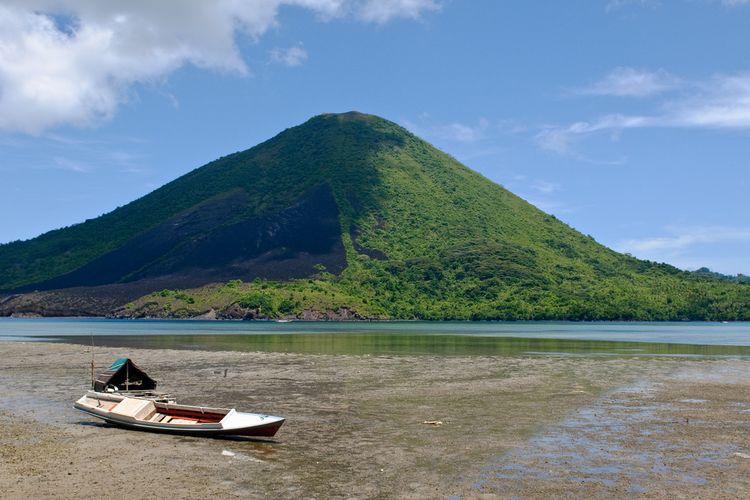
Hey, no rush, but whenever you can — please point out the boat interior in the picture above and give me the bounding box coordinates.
[78,393,229,425]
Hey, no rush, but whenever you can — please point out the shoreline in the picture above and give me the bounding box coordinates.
[1,314,746,323]
[2,291,747,323]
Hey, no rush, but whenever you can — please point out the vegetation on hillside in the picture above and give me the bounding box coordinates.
[2,112,749,320]
[121,265,750,321]
[120,278,384,319]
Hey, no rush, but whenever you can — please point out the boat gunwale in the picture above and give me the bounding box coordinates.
[75,404,284,436]
[74,394,285,436]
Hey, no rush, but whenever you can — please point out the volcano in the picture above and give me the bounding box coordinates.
[1,112,747,320]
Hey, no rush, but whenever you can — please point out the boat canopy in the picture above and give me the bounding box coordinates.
[94,358,157,392]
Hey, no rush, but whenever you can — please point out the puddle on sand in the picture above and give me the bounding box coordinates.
[0,391,77,427]
[470,381,725,495]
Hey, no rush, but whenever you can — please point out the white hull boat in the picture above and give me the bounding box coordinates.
[75,391,284,437]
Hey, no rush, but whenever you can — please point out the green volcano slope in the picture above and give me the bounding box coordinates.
[1,112,748,320]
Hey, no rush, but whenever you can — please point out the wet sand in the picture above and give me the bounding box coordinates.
[1,342,750,498]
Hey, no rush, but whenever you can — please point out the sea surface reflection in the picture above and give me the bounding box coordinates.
[2,318,750,357]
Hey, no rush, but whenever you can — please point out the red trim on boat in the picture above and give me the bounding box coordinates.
[159,408,225,422]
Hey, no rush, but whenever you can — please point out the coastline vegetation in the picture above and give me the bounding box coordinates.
[123,270,750,321]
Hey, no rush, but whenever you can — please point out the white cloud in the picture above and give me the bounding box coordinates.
[606,0,660,11]
[617,226,750,273]
[525,198,577,215]
[270,45,309,67]
[539,72,750,158]
[608,0,749,11]
[3,130,149,176]
[670,74,750,128]
[441,119,489,143]
[536,114,649,156]
[620,227,750,253]
[500,176,575,216]
[0,0,440,135]
[53,156,90,173]
[497,119,529,134]
[535,128,571,156]
[578,67,679,97]
[357,0,440,23]
[403,116,490,143]
[606,0,748,10]
[530,180,560,194]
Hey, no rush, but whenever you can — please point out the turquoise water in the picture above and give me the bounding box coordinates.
[2,318,750,356]
[2,318,750,344]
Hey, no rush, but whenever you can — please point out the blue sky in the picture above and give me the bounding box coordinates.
[1,0,749,275]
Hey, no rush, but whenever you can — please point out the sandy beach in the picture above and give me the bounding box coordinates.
[2,341,750,498]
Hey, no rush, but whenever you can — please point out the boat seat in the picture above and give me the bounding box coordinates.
[169,418,196,425]
[111,398,154,419]
[149,413,164,422]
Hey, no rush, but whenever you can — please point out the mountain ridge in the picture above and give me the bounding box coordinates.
[1,111,748,320]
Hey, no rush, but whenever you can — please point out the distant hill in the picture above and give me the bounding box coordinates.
[1,112,748,320]
[691,267,750,284]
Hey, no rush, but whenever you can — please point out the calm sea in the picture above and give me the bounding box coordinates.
[2,318,750,357]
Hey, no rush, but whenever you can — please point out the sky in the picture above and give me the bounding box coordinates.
[1,0,749,275]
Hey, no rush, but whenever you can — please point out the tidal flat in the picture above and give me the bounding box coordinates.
[2,341,750,498]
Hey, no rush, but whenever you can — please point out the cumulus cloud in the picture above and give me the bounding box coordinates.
[270,45,309,67]
[578,67,679,98]
[0,0,440,134]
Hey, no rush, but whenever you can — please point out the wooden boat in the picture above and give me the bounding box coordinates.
[75,391,284,437]
[75,358,284,437]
